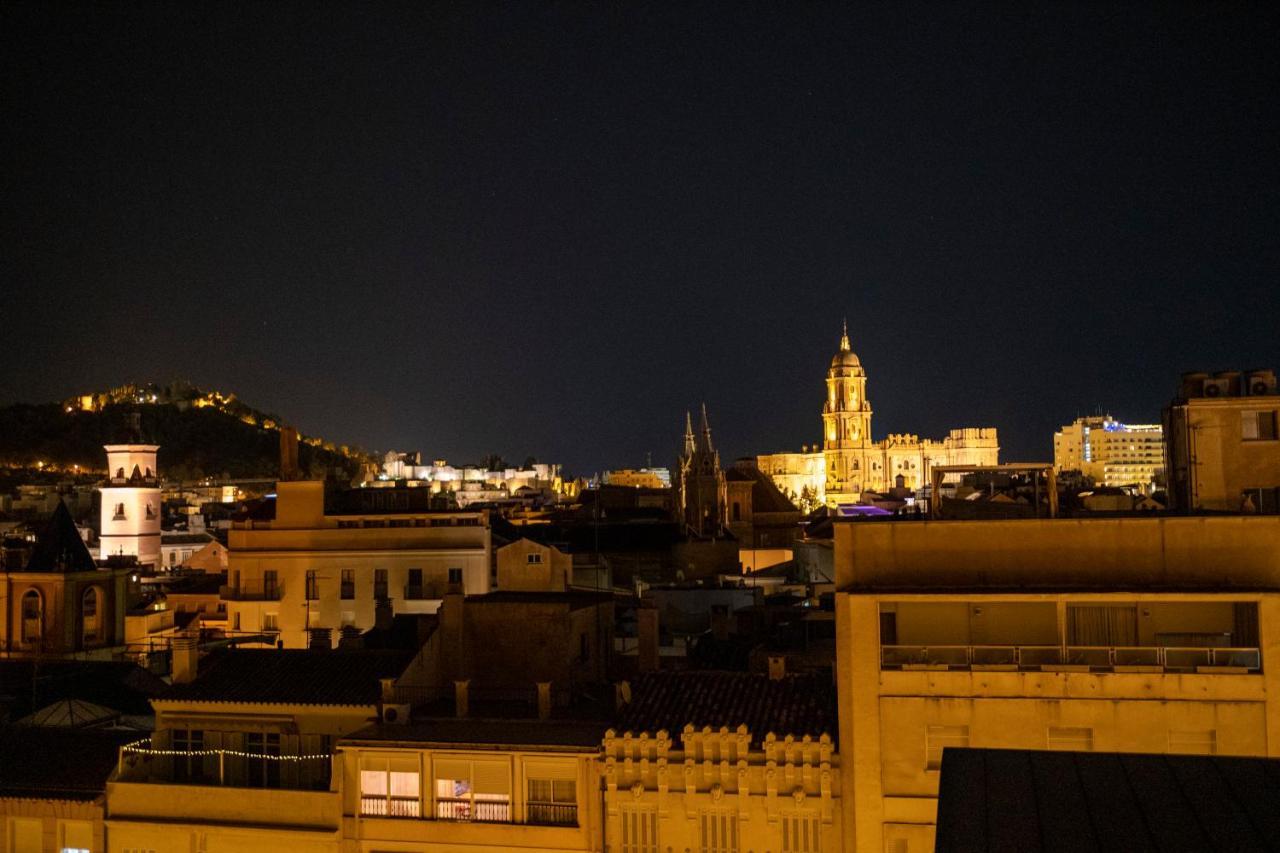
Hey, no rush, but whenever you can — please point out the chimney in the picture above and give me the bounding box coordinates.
[454,679,470,718]
[537,681,552,720]
[308,627,332,650]
[441,592,465,678]
[637,606,659,673]
[375,597,394,631]
[768,654,787,680]
[380,677,396,704]
[280,426,300,482]
[172,635,199,684]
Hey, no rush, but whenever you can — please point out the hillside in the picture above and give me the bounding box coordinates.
[0,384,373,481]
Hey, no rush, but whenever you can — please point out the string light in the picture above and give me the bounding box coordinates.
[122,738,332,762]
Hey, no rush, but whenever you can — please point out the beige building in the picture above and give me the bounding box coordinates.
[759,323,999,507]
[225,481,491,648]
[834,515,1280,853]
[1053,415,1164,492]
[1165,369,1280,513]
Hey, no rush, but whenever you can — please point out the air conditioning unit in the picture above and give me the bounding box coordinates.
[1246,372,1277,396]
[381,703,411,724]
[1202,378,1232,398]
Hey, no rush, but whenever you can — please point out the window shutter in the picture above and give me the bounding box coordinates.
[523,758,578,781]
[472,759,510,795]
[434,758,471,785]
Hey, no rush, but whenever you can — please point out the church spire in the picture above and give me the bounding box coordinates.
[839,318,850,353]
[683,410,696,455]
[698,402,714,452]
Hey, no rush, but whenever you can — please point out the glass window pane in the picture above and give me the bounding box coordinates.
[390,771,420,797]
[361,769,388,796]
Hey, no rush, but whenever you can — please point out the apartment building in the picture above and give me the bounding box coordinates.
[1053,415,1164,492]
[834,515,1280,853]
[1165,369,1280,513]
[225,481,491,648]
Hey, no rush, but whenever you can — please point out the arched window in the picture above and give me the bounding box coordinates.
[21,590,42,643]
[82,587,100,644]
[113,503,126,520]
[116,468,125,479]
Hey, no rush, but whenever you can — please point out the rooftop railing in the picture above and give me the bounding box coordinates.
[114,738,331,790]
[880,644,1261,672]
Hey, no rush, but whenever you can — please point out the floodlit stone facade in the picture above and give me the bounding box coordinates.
[759,323,999,507]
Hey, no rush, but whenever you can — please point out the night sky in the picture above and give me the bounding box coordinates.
[4,3,1277,475]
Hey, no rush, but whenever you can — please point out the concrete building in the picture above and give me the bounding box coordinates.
[1165,369,1280,513]
[224,481,491,649]
[759,322,999,507]
[604,468,672,489]
[834,515,1280,853]
[1053,415,1165,492]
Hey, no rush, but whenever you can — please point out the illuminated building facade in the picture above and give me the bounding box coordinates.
[759,324,999,507]
[604,467,672,489]
[225,480,491,649]
[1053,415,1164,492]
[835,515,1280,853]
[99,437,161,569]
[1165,369,1280,513]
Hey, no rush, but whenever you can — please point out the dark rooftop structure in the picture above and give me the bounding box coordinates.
[0,727,139,800]
[726,460,800,515]
[23,500,97,573]
[343,718,608,751]
[617,671,837,747]
[936,747,1280,852]
[0,660,166,722]
[161,648,414,706]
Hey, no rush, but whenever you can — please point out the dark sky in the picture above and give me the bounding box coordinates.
[4,2,1278,475]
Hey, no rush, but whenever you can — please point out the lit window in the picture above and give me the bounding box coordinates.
[21,589,42,643]
[360,756,421,817]
[434,758,510,822]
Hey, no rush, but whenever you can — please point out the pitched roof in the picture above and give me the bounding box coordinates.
[616,671,836,747]
[18,698,120,728]
[726,463,799,514]
[936,748,1280,852]
[161,649,414,706]
[24,500,97,572]
[0,727,137,800]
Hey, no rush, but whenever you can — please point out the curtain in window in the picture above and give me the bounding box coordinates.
[1067,605,1137,646]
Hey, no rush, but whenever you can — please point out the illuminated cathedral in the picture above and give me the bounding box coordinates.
[758,322,999,507]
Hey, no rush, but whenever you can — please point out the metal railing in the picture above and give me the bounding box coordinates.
[527,802,578,826]
[219,582,283,601]
[435,798,511,822]
[361,795,422,818]
[880,644,1261,672]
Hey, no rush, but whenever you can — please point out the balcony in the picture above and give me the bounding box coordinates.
[220,581,283,601]
[880,644,1261,673]
[527,801,578,826]
[435,798,512,822]
[404,582,448,601]
[115,740,331,791]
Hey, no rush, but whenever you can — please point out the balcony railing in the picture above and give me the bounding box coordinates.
[115,739,331,790]
[435,798,511,822]
[404,583,447,600]
[880,644,1261,672]
[220,582,283,602]
[361,795,421,817]
[527,802,578,826]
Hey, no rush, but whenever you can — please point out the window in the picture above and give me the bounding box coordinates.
[1047,727,1092,751]
[341,569,355,599]
[360,756,422,817]
[113,502,126,520]
[263,612,279,631]
[145,502,156,520]
[245,732,281,787]
[263,570,279,599]
[527,777,577,825]
[1241,487,1280,514]
[731,502,741,522]
[434,758,510,822]
[1169,729,1216,754]
[527,553,543,565]
[620,806,659,853]
[374,569,388,600]
[306,570,319,600]
[171,728,205,782]
[448,567,463,586]
[1242,410,1278,441]
[21,589,42,643]
[407,568,423,598]
[699,809,739,853]
[82,587,100,644]
[781,812,821,853]
[925,725,969,771]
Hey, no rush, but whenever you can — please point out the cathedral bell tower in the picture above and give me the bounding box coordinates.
[99,413,161,568]
[822,320,872,503]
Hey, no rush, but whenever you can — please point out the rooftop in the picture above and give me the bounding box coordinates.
[616,671,837,747]
[23,500,97,573]
[343,718,608,751]
[937,748,1280,852]
[160,648,414,706]
[0,727,138,800]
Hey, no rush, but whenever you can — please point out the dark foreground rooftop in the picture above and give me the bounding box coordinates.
[936,747,1280,852]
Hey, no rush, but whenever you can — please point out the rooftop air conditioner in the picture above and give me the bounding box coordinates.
[1246,372,1277,396]
[1202,378,1231,398]
[381,703,411,724]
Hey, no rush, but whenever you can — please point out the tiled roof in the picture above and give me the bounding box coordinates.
[0,727,137,800]
[24,500,97,573]
[161,649,414,706]
[937,748,1280,852]
[616,671,836,746]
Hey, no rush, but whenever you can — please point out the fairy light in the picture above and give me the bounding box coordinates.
[121,738,332,762]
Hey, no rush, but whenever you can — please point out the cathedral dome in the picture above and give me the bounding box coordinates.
[830,320,860,368]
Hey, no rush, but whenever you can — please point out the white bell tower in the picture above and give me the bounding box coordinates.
[99,416,161,568]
